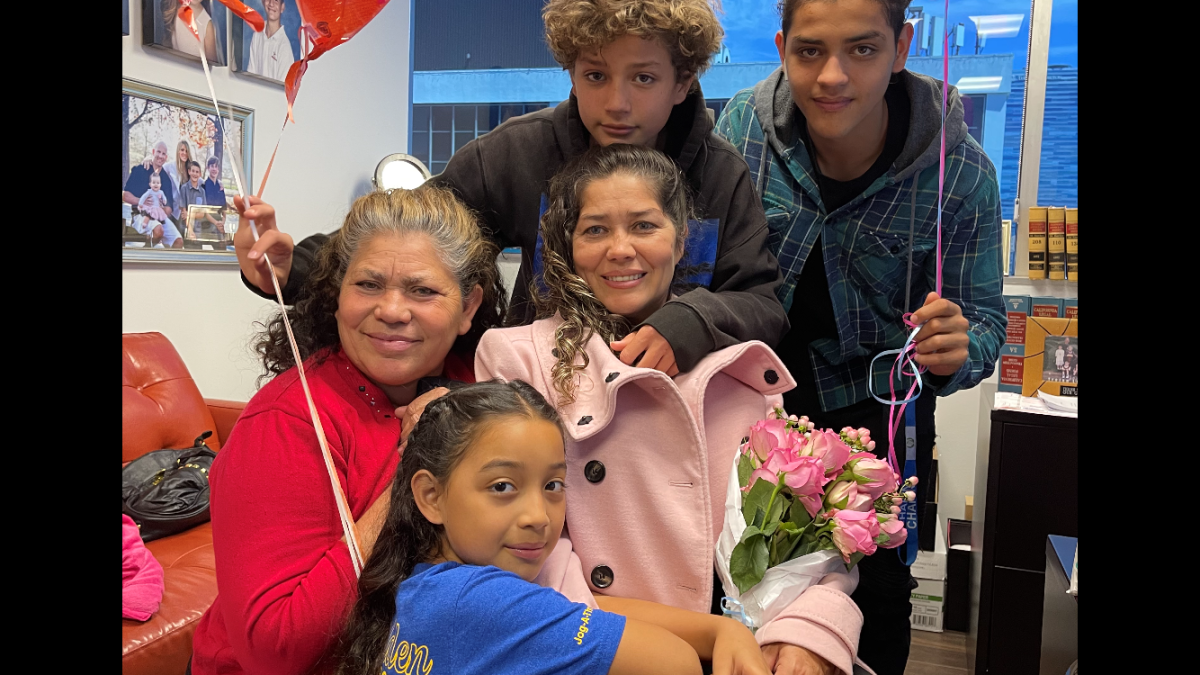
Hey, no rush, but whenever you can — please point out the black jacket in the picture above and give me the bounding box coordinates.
[243,89,788,372]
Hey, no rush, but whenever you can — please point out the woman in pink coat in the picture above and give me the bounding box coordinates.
[476,144,868,675]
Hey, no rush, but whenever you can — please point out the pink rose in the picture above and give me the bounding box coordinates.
[748,418,790,461]
[778,455,829,517]
[801,429,852,477]
[824,480,857,510]
[761,446,799,474]
[849,456,898,500]
[828,508,880,562]
[847,489,875,512]
[745,466,778,491]
[876,513,908,549]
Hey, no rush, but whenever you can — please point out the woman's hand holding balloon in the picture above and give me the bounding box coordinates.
[233,195,295,295]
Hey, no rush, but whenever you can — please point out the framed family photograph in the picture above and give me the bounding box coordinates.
[122,78,254,263]
[231,0,303,84]
[142,0,229,66]
[1042,336,1078,385]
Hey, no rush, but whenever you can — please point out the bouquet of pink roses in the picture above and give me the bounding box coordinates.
[714,407,917,629]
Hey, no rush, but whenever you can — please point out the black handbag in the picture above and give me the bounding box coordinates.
[122,431,218,542]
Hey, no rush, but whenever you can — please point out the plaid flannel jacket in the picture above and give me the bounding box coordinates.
[716,87,1007,411]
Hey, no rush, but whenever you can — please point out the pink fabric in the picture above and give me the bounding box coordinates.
[539,534,599,610]
[755,585,875,675]
[477,316,864,670]
[122,514,164,622]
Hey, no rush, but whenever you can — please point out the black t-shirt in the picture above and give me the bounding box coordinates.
[779,80,910,417]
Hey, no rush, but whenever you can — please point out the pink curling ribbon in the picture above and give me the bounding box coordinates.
[178,5,367,577]
[870,0,951,476]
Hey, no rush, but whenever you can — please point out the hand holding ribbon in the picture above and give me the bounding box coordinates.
[909,292,970,377]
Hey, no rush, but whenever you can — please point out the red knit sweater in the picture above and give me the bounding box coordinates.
[191,349,474,675]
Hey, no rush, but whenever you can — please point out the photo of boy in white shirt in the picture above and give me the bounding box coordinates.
[247,0,295,82]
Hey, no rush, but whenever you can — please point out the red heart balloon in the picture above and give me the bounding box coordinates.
[215,0,265,33]
[285,0,392,118]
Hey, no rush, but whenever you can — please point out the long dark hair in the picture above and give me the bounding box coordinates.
[332,380,563,675]
[254,185,508,384]
[532,143,697,406]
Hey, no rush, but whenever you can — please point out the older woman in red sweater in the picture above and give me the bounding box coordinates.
[189,186,506,675]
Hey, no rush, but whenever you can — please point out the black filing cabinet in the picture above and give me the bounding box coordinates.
[967,409,1077,675]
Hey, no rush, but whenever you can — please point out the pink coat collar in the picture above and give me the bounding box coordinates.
[528,315,796,442]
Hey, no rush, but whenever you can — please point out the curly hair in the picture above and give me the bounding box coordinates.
[254,185,507,382]
[543,0,725,85]
[532,143,695,407]
[779,0,912,41]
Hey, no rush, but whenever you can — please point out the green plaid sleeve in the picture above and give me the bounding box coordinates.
[925,154,1007,397]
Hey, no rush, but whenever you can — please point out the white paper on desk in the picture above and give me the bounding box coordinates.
[1037,390,1078,414]
[996,392,1076,418]
[993,392,1022,410]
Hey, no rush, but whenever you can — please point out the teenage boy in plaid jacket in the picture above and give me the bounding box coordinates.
[717,1,1006,673]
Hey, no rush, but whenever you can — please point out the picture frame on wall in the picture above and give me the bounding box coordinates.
[142,0,229,66]
[230,0,303,84]
[122,78,254,263]
[123,0,130,35]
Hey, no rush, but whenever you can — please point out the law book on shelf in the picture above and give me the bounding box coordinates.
[1065,207,1078,282]
[1002,295,1030,347]
[998,344,1025,393]
[1030,297,1064,318]
[1064,297,1078,319]
[1047,207,1066,280]
[1027,206,1048,279]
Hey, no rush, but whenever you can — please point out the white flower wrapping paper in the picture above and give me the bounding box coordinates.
[714,451,847,629]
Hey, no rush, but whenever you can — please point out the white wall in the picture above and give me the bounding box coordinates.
[933,372,996,527]
[122,2,413,401]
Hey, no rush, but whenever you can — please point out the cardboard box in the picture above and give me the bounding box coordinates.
[1030,296,1064,318]
[911,517,946,581]
[964,495,973,522]
[910,577,945,632]
[1021,317,1078,398]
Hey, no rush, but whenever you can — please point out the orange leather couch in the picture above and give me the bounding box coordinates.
[123,332,246,675]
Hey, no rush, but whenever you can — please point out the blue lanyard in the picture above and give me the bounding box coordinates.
[898,404,919,566]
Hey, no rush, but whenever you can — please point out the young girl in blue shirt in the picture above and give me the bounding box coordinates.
[332,380,771,675]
